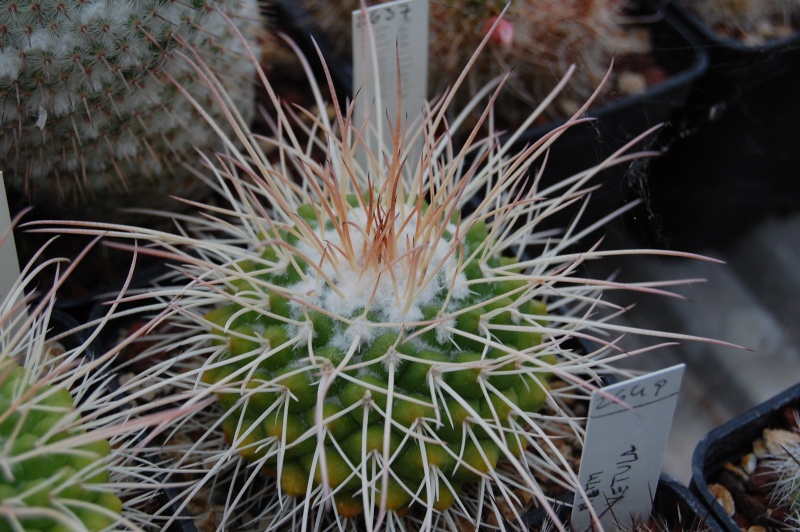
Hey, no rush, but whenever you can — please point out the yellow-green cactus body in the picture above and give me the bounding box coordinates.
[0,361,121,532]
[201,199,552,516]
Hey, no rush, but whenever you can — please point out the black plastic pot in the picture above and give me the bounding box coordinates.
[47,309,92,351]
[668,0,800,70]
[45,309,114,417]
[690,382,800,531]
[655,474,726,532]
[520,472,724,531]
[494,2,709,239]
[85,261,175,355]
[629,1,800,251]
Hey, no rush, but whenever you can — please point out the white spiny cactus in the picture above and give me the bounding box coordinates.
[761,422,800,528]
[0,0,263,216]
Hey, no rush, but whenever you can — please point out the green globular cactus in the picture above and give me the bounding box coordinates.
[200,200,553,517]
[0,359,122,532]
[0,231,210,531]
[0,249,125,531]
[0,0,263,218]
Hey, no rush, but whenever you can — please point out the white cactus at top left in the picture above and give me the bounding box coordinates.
[0,0,263,216]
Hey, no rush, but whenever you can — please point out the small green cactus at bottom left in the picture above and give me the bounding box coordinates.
[0,359,122,532]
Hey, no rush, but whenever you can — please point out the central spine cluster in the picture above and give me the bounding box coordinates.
[201,197,552,518]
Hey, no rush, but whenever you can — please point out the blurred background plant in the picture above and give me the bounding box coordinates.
[0,0,265,221]
[0,0,273,308]
[295,0,655,126]
[679,0,800,43]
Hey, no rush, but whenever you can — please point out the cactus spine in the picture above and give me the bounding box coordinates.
[761,423,800,528]
[199,201,552,519]
[0,0,263,217]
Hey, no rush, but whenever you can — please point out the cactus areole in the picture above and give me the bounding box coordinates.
[201,186,553,517]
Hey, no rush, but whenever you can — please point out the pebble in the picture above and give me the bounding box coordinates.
[762,428,800,457]
[752,437,769,459]
[710,483,735,515]
[617,71,647,96]
[740,452,757,475]
[710,407,800,529]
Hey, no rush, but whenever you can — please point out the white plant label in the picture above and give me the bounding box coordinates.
[352,0,428,164]
[0,171,22,304]
[571,364,685,531]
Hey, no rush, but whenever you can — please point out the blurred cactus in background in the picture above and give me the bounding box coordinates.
[0,0,264,219]
[683,0,800,43]
[299,0,650,123]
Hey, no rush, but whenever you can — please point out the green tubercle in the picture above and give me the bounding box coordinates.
[0,360,121,531]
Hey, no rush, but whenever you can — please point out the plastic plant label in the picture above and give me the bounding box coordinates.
[351,0,428,164]
[0,171,22,304]
[571,364,686,531]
